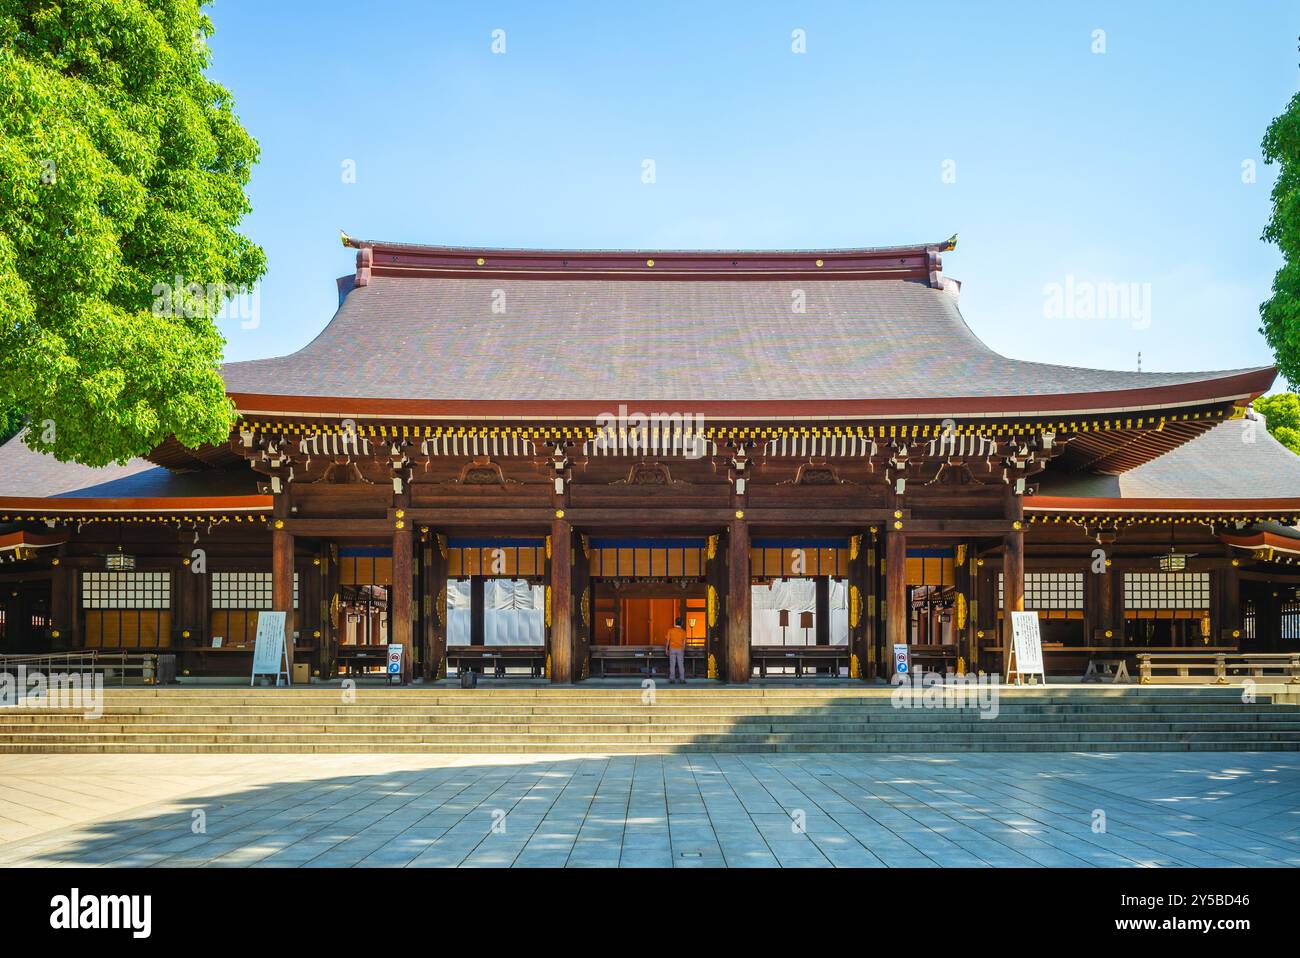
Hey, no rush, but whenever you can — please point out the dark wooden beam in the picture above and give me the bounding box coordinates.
[391,523,413,682]
[272,526,295,677]
[885,527,907,655]
[550,516,573,683]
[727,517,751,683]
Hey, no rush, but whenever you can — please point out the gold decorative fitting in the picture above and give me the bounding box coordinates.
[646,259,655,267]
[849,534,861,561]
[707,585,718,628]
[51,629,60,639]
[395,520,405,530]
[893,520,903,530]
[976,558,984,567]
[976,630,984,639]
[182,558,190,566]
[1012,520,1022,530]
[954,544,966,567]
[893,510,903,519]
[395,509,405,519]
[956,592,967,630]
[182,630,190,638]
[1231,558,1240,567]
[274,519,285,529]
[815,259,824,267]
[1104,629,1114,639]
[51,558,59,566]
[735,510,744,519]
[706,534,718,561]
[312,558,321,566]
[313,630,321,639]
[476,257,485,266]
[1232,629,1241,639]
[545,586,553,628]
[555,509,565,519]
[849,585,862,628]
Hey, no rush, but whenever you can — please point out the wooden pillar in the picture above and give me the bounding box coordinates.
[1002,529,1024,676]
[1218,561,1241,649]
[727,516,751,683]
[550,516,573,683]
[469,576,485,646]
[848,532,873,680]
[321,543,338,679]
[272,525,295,677]
[422,532,447,680]
[391,522,413,683]
[572,532,591,681]
[705,533,727,680]
[885,527,907,656]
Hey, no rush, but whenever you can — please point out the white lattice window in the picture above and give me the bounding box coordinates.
[999,572,1084,610]
[81,571,171,609]
[211,572,299,609]
[1123,572,1209,610]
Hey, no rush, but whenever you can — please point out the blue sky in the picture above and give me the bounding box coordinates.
[207,1,1299,389]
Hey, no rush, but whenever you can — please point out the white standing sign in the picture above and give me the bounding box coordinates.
[892,643,911,675]
[250,611,290,686]
[1009,610,1046,685]
[387,643,405,684]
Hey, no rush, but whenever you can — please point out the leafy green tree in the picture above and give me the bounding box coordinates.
[1261,42,1300,384]
[0,1,264,466]
[1255,392,1300,455]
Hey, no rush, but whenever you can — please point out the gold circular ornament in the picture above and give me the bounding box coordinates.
[815,259,824,267]
[646,259,655,267]
[476,257,485,266]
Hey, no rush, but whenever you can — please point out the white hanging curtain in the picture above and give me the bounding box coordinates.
[750,578,849,646]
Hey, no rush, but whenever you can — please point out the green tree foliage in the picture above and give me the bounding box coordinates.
[1261,42,1300,384]
[0,1,264,465]
[1255,392,1300,455]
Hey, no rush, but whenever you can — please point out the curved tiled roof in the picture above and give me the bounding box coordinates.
[222,273,1272,414]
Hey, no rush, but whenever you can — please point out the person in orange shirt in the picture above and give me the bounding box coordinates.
[664,617,688,684]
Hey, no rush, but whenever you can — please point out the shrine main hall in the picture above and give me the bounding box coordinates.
[2,235,1299,684]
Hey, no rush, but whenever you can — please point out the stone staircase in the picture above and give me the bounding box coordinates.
[1,685,1299,753]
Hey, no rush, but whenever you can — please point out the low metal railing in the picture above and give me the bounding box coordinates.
[0,650,160,685]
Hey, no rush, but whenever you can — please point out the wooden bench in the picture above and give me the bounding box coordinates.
[907,644,958,676]
[590,645,707,678]
[446,645,547,678]
[336,644,390,676]
[750,645,849,678]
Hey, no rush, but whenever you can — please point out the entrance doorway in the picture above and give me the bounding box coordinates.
[590,581,708,677]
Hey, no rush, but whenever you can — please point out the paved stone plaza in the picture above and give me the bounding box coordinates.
[0,752,1296,867]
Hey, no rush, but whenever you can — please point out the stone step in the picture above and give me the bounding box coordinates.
[2,719,1298,735]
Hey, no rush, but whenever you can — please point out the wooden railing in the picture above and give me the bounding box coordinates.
[1137,652,1300,685]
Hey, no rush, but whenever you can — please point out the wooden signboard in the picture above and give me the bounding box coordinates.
[1008,610,1046,685]
[250,611,290,686]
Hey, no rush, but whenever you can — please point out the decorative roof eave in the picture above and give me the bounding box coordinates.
[227,366,1273,423]
[0,495,273,518]
[1221,530,1300,557]
[0,530,68,554]
[1026,496,1300,527]
[340,233,959,286]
